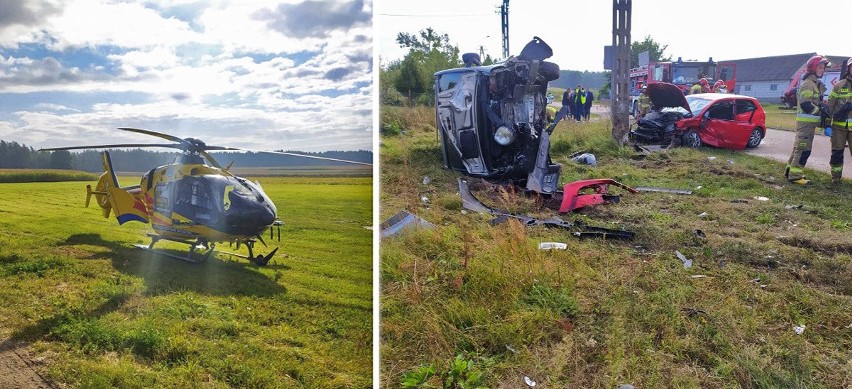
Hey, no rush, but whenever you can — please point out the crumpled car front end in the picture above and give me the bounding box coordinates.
[629,82,692,147]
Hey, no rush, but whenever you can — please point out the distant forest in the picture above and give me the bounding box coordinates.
[550,69,608,91]
[0,140,372,172]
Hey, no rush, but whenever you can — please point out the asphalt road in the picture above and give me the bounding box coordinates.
[578,104,850,179]
[745,127,852,179]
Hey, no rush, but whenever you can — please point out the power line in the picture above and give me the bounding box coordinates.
[377,13,493,17]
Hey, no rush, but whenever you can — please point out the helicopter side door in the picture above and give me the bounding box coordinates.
[173,176,215,224]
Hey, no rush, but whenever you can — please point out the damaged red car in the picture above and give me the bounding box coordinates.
[630,82,766,150]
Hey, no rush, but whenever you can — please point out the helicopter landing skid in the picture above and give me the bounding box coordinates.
[133,234,215,264]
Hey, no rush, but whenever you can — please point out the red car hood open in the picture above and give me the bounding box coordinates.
[647,82,691,114]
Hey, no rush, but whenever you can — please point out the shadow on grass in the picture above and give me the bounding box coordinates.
[60,233,287,298]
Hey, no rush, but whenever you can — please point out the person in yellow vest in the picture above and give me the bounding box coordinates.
[637,85,651,118]
[573,84,586,122]
[690,78,707,95]
[827,57,852,183]
[786,55,831,185]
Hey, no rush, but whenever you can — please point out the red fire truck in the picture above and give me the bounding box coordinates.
[629,57,737,116]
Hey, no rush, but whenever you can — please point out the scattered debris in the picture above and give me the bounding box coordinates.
[730,199,749,203]
[420,195,430,204]
[675,250,693,268]
[727,159,735,165]
[539,242,568,250]
[571,152,597,166]
[635,186,693,195]
[618,385,635,389]
[380,210,435,238]
[422,176,431,185]
[695,229,706,239]
[458,178,635,240]
[690,275,707,278]
[363,226,373,230]
[698,212,708,218]
[793,325,806,335]
[695,185,702,190]
[524,376,537,387]
[682,307,707,317]
[506,345,517,353]
[707,156,717,161]
[754,196,770,201]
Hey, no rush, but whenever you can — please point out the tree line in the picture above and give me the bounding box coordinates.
[381,29,670,105]
[0,140,372,172]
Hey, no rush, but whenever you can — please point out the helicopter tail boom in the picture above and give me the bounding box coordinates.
[88,151,150,225]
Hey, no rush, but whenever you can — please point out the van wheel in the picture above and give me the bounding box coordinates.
[682,130,702,148]
[540,61,560,81]
[746,128,763,148]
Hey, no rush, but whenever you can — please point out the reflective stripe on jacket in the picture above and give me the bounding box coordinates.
[828,78,852,129]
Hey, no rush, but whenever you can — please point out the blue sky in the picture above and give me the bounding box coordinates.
[0,0,373,152]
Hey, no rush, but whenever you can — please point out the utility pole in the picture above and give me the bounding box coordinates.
[611,0,631,145]
[501,0,509,59]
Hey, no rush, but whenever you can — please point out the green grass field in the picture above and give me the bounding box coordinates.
[0,175,372,388]
[380,105,851,388]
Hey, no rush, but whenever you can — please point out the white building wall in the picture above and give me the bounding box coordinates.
[733,80,786,103]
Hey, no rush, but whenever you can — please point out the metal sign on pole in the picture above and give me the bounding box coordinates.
[611,0,631,145]
[501,0,510,59]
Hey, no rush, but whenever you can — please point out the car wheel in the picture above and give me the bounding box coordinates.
[746,128,763,148]
[539,61,560,81]
[682,130,702,148]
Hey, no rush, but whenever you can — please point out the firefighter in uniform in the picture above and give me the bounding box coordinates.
[786,55,831,185]
[690,78,708,95]
[827,57,852,183]
[637,85,651,118]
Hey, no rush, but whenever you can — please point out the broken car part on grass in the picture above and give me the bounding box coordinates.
[380,210,435,238]
[458,178,634,240]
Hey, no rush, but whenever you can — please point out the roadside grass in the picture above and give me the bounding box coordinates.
[762,103,798,131]
[0,175,372,388]
[380,105,852,388]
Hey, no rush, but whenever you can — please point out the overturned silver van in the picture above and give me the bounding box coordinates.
[434,37,562,194]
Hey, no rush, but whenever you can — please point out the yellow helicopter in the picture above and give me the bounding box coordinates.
[40,127,371,266]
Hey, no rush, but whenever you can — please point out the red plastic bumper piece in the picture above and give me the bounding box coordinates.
[559,179,639,213]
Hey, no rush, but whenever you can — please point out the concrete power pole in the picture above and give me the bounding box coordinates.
[611,0,631,145]
[501,0,509,59]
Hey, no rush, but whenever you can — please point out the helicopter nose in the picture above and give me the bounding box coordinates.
[225,195,277,235]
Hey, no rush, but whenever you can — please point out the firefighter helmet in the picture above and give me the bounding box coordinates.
[806,55,831,74]
[699,78,708,87]
[713,80,724,88]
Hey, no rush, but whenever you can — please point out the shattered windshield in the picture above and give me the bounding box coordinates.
[686,96,713,114]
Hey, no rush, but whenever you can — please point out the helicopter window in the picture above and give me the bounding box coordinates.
[154,183,172,213]
[177,179,212,209]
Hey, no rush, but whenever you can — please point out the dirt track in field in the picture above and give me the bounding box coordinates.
[0,340,55,389]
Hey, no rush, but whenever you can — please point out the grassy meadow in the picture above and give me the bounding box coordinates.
[0,174,372,388]
[380,106,852,388]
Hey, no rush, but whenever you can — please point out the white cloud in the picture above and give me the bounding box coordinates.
[0,0,373,152]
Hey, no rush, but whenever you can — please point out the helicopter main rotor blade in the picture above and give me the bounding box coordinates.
[199,150,223,169]
[39,143,183,152]
[259,150,372,166]
[117,127,185,143]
